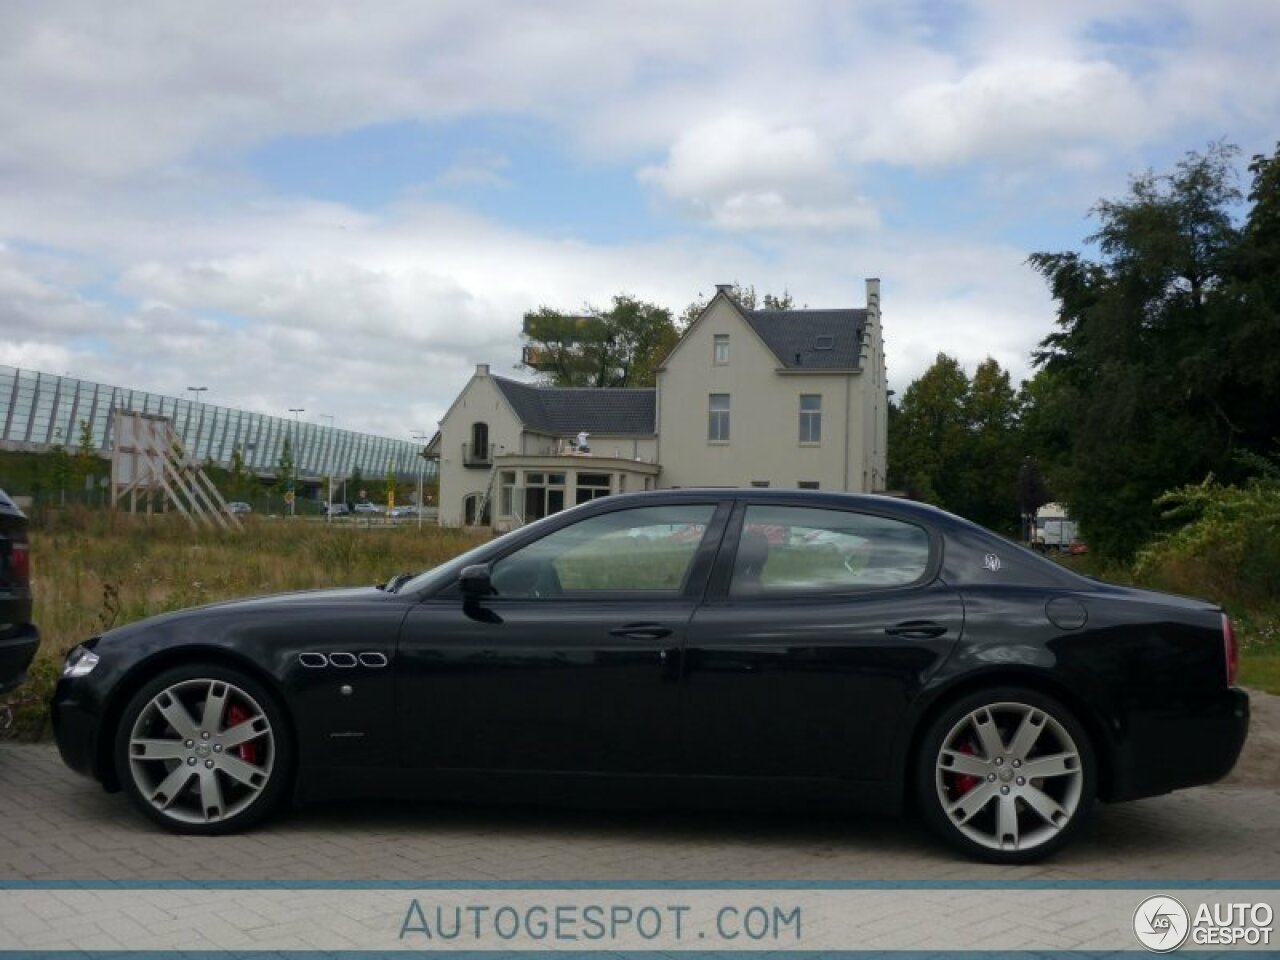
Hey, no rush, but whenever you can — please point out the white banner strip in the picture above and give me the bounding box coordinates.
[0,888,1274,952]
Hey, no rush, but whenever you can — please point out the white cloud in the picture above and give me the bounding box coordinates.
[0,0,1276,440]
[862,58,1149,169]
[639,112,878,232]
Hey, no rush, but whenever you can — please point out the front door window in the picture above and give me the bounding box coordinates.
[490,504,716,598]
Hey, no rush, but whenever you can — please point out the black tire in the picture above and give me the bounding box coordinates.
[915,686,1096,863]
[114,662,292,835]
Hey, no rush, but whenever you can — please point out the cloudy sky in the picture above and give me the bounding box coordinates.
[2,1,1276,440]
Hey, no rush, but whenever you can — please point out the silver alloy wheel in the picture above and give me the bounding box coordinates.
[934,700,1084,853]
[126,677,275,825]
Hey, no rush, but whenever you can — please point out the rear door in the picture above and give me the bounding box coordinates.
[681,500,964,782]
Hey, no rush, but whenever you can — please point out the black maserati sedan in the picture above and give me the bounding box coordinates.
[52,490,1248,862]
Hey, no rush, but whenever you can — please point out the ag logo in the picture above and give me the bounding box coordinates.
[1134,895,1190,952]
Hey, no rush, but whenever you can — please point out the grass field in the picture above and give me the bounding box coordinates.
[8,508,1276,737]
[11,509,487,735]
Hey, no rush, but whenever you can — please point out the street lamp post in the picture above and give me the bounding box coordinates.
[288,407,305,517]
[412,431,430,530]
[320,415,335,521]
[185,387,208,457]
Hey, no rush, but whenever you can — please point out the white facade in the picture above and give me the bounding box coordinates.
[656,279,885,492]
[434,280,887,527]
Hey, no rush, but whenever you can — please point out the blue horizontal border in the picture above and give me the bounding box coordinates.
[0,879,1277,890]
[0,952,1270,959]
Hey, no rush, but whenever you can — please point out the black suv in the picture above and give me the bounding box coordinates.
[0,488,37,694]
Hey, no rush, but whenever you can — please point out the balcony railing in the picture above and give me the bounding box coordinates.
[461,442,494,468]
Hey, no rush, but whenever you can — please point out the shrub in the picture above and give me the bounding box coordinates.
[1134,466,1280,613]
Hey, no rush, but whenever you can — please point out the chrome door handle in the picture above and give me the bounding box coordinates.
[609,624,673,640]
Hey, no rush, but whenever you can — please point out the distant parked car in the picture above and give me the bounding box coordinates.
[326,503,350,517]
[225,502,252,515]
[353,502,382,515]
[389,506,418,519]
[0,488,37,695]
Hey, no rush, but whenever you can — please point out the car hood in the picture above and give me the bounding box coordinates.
[98,585,395,643]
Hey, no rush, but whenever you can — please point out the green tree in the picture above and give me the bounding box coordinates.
[520,294,678,387]
[679,284,796,329]
[959,358,1022,531]
[73,418,98,504]
[228,445,254,501]
[887,353,970,507]
[1028,142,1261,558]
[277,435,295,493]
[49,429,72,506]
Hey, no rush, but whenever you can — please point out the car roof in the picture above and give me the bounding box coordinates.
[588,488,959,524]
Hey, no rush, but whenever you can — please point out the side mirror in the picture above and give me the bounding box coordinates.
[459,564,493,600]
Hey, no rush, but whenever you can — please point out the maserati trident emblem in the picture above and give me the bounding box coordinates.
[982,553,1002,572]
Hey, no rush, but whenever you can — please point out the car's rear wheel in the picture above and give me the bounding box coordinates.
[114,663,291,834]
[915,687,1095,863]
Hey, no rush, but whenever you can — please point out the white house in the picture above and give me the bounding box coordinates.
[430,278,886,528]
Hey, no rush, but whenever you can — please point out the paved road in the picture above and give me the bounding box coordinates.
[2,743,1277,882]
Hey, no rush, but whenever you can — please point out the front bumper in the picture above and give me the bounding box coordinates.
[51,675,106,782]
[0,624,39,695]
[1109,687,1250,802]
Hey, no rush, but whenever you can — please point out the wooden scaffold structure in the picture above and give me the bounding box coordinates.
[110,410,242,531]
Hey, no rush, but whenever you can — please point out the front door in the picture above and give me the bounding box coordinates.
[397,501,727,775]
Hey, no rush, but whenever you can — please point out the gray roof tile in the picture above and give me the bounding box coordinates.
[743,308,867,369]
[492,377,656,435]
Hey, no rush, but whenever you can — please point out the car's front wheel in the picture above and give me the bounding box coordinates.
[114,663,291,834]
[915,687,1095,863]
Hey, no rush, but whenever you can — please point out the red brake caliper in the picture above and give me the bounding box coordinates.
[225,703,258,764]
[951,740,979,797]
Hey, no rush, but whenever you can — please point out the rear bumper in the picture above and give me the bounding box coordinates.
[1109,687,1249,802]
[0,624,39,695]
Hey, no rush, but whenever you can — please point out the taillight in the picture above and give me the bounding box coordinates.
[1222,613,1238,687]
[9,542,30,589]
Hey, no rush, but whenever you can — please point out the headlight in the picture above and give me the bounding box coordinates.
[62,646,100,679]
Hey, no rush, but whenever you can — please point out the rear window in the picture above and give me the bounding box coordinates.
[730,505,930,596]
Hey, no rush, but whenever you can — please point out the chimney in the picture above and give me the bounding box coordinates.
[476,363,490,376]
[715,283,735,297]
[865,277,880,313]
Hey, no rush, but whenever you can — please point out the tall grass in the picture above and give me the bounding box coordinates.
[9,509,487,736]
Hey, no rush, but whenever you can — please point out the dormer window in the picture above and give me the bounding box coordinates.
[713,334,730,365]
[813,335,834,351]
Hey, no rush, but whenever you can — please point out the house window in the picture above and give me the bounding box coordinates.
[467,422,490,465]
[750,480,770,488]
[708,394,730,442]
[523,471,566,522]
[575,471,612,505]
[713,334,730,365]
[798,481,819,490]
[499,471,516,516]
[799,394,822,444]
